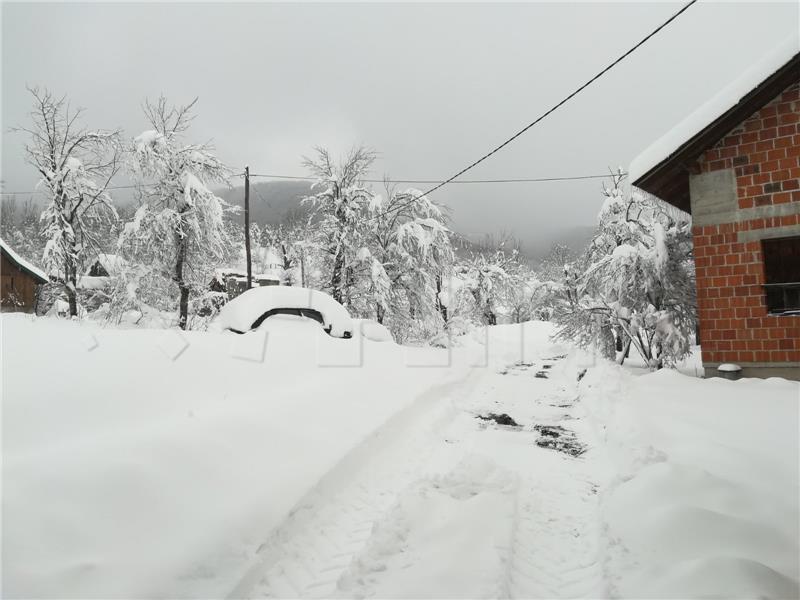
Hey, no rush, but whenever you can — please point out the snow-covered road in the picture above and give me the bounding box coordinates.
[231,327,607,599]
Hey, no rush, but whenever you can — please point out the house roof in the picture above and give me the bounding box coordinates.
[630,36,800,213]
[0,237,48,283]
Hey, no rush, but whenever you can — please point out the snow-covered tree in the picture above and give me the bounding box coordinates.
[16,87,121,316]
[362,184,453,328]
[261,219,310,286]
[302,146,377,306]
[555,172,696,368]
[456,236,522,326]
[120,97,232,329]
[505,265,541,324]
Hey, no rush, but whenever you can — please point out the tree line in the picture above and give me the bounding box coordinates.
[3,88,696,366]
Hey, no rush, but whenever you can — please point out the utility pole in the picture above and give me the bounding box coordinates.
[244,165,252,289]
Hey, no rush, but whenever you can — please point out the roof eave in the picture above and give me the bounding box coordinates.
[633,51,800,213]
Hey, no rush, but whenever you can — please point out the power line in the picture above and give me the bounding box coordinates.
[1,2,695,211]
[0,172,624,197]
[362,0,697,222]
[246,172,623,184]
[2,0,693,204]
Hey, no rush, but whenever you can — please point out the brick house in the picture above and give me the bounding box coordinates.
[630,39,799,380]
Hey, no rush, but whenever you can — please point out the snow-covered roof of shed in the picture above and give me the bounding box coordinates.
[630,35,800,191]
[0,237,48,283]
[87,253,127,276]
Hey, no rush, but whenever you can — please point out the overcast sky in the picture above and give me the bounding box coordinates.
[2,1,798,253]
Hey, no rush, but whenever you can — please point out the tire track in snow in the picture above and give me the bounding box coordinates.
[231,346,609,599]
[227,367,483,599]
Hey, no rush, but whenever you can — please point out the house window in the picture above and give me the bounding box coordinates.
[762,236,800,314]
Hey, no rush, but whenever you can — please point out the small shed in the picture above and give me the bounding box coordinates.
[629,38,800,380]
[1,237,48,314]
[86,254,127,277]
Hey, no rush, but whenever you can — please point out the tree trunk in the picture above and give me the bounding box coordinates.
[376,303,385,324]
[596,315,616,361]
[330,246,345,305]
[65,256,78,317]
[65,283,78,317]
[435,276,448,324]
[178,284,190,330]
[175,218,190,330]
[299,248,306,287]
[616,336,632,365]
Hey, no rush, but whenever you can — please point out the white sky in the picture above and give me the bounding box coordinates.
[2,1,798,252]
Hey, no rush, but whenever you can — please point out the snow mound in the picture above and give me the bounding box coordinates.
[353,319,394,342]
[1,314,466,598]
[218,286,354,338]
[717,362,742,372]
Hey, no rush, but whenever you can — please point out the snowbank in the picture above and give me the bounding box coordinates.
[353,318,394,343]
[1,314,471,598]
[579,360,800,598]
[629,35,800,183]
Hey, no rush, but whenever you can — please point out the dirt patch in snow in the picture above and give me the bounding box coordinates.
[534,424,586,457]
[476,413,521,427]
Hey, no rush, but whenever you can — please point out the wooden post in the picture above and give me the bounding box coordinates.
[244,165,252,289]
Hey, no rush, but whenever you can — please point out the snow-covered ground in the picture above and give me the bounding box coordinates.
[2,315,798,599]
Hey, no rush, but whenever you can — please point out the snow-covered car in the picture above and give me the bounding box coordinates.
[218,286,355,338]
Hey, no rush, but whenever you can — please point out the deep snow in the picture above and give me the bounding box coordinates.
[2,315,798,599]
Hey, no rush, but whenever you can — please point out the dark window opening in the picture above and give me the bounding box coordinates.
[250,307,326,330]
[762,235,800,315]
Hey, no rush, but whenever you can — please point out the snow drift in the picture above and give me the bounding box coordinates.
[1,314,467,598]
[579,359,800,599]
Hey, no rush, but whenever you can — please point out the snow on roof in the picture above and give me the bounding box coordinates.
[629,35,800,183]
[0,237,48,283]
[220,247,284,279]
[87,253,127,276]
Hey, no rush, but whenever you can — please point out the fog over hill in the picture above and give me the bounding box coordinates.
[216,180,313,226]
[217,180,595,261]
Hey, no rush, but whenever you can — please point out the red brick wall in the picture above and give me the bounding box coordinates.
[692,82,800,366]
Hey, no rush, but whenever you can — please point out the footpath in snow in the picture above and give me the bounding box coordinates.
[2,315,798,599]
